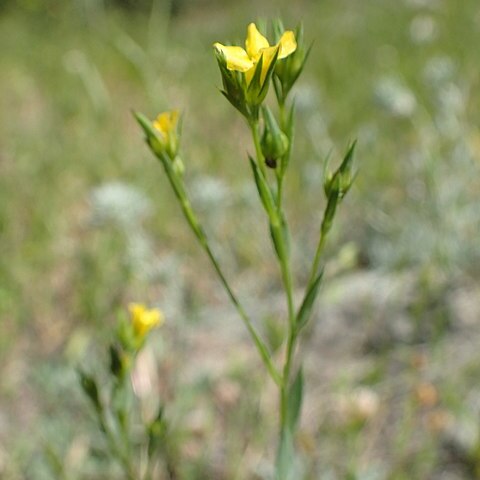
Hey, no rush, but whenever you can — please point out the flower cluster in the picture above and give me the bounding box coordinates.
[79,302,167,477]
[212,22,301,118]
[214,23,296,87]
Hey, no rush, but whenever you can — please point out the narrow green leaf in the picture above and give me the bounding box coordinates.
[269,221,288,264]
[288,40,313,90]
[109,343,123,378]
[133,110,170,165]
[258,46,280,102]
[272,68,283,102]
[78,370,102,411]
[219,89,248,117]
[296,269,324,332]
[133,110,156,138]
[324,140,357,200]
[148,404,167,458]
[247,53,264,95]
[248,155,279,225]
[321,191,339,235]
[280,102,296,175]
[287,367,304,431]
[339,139,357,175]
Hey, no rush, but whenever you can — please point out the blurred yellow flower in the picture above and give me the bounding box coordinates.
[153,111,178,139]
[128,303,164,338]
[153,110,180,158]
[214,23,296,86]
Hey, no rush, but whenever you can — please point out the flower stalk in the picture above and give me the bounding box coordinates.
[79,304,167,479]
[135,19,357,479]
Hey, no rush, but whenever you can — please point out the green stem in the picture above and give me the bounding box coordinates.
[96,407,137,480]
[203,240,282,385]
[177,196,282,386]
[151,150,280,385]
[249,108,297,443]
[276,172,284,210]
[278,98,286,130]
[280,331,296,429]
[278,239,296,437]
[113,376,136,478]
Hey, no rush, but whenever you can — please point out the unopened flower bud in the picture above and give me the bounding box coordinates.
[153,110,180,159]
[261,131,289,168]
[324,141,356,200]
[261,106,289,168]
[274,23,309,100]
[134,110,181,161]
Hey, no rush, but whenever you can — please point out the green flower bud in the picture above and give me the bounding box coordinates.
[261,106,289,168]
[274,23,310,102]
[324,141,356,200]
[152,111,180,159]
[261,131,289,168]
[134,110,181,161]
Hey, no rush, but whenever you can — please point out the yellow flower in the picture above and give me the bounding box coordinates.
[152,110,180,157]
[153,111,178,138]
[214,23,296,86]
[128,303,164,338]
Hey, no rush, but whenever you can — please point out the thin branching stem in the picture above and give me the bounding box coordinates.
[249,112,297,432]
[170,182,282,386]
[96,406,137,480]
[203,240,282,385]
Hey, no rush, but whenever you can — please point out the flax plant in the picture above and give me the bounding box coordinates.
[79,304,178,479]
[135,20,356,478]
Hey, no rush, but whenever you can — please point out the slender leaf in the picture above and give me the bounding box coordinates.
[248,155,279,225]
[287,367,304,431]
[296,269,324,332]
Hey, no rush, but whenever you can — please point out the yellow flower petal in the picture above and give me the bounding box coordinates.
[153,110,179,138]
[213,43,253,72]
[260,45,280,84]
[213,23,297,92]
[244,45,280,86]
[244,65,256,87]
[245,23,270,61]
[278,30,297,59]
[128,303,164,338]
[129,302,146,318]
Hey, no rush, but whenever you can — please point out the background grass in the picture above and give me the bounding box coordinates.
[1,0,480,478]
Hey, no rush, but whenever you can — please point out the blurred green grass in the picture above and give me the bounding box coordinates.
[1,0,480,478]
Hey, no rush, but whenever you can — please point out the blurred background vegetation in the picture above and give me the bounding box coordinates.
[1,0,479,478]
